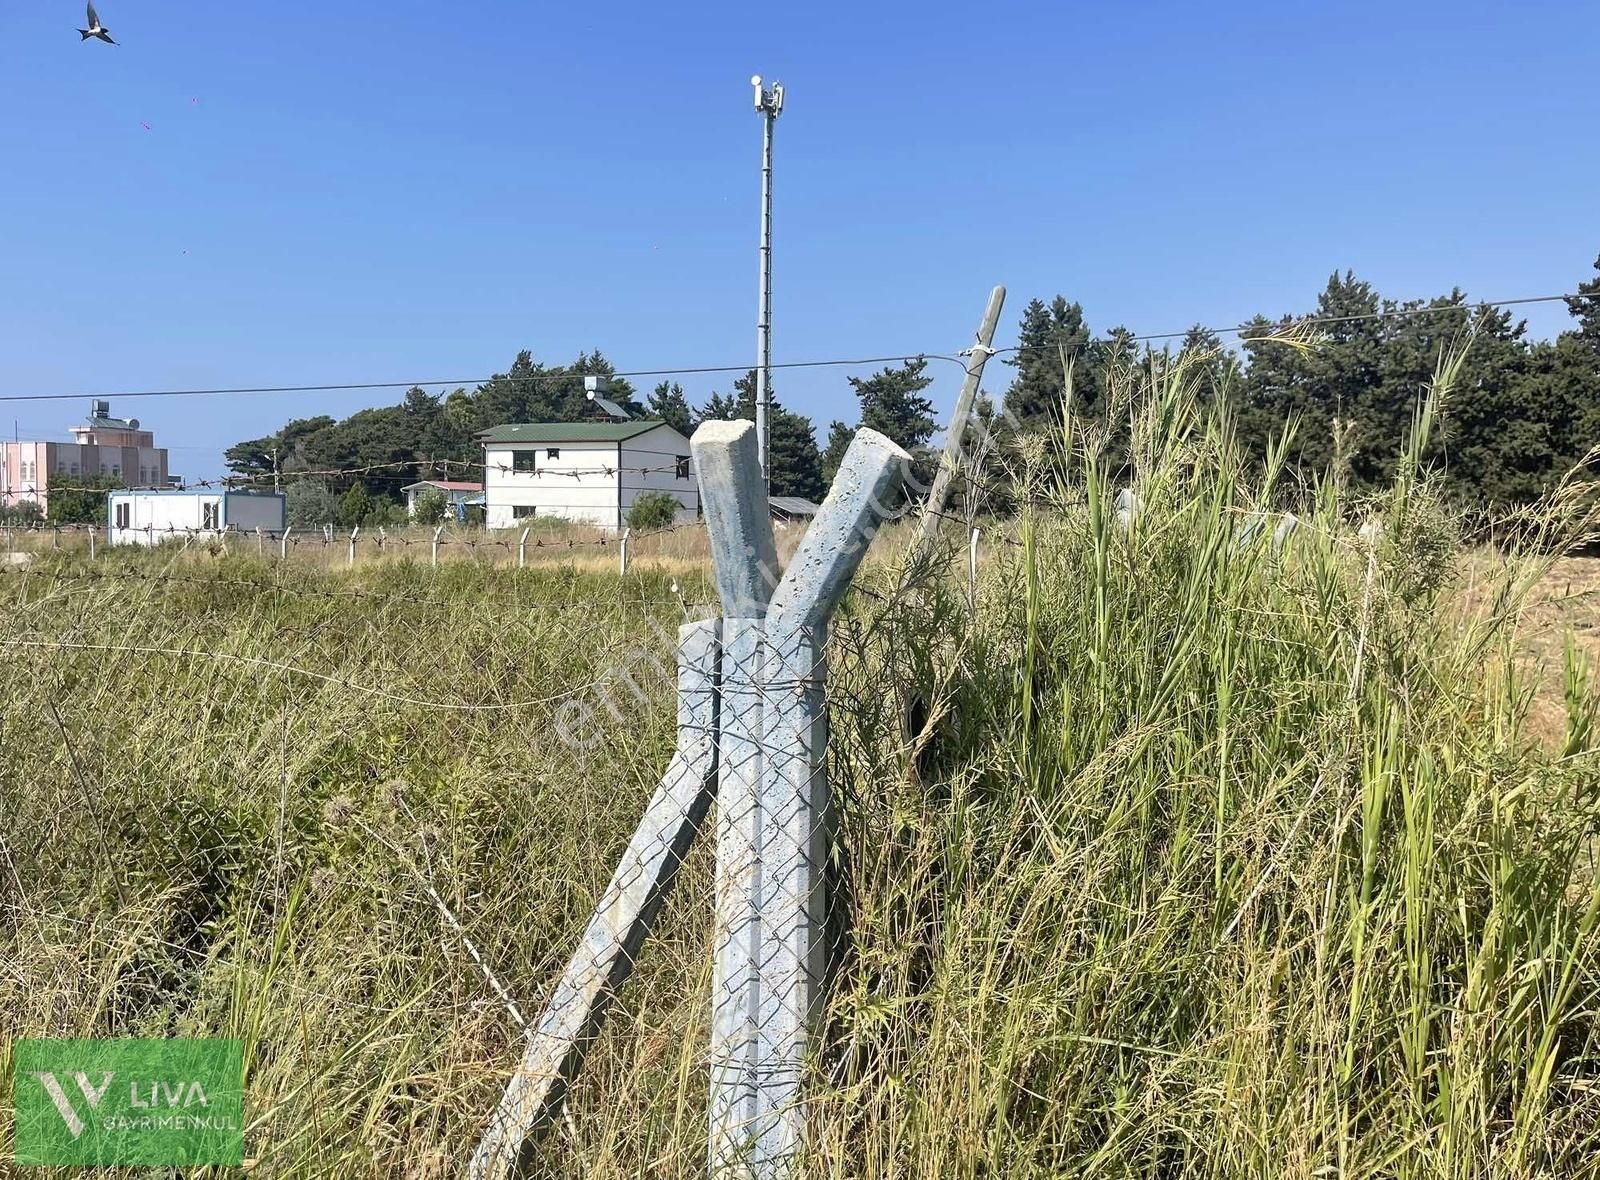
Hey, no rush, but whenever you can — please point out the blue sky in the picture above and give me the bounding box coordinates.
[1,1,1596,480]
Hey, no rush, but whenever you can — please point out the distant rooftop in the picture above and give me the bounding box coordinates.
[770,496,822,517]
[75,399,144,432]
[402,480,483,492]
[477,420,672,444]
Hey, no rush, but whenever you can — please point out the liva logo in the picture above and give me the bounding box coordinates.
[28,1070,116,1138]
[29,1071,215,1138]
[13,1039,243,1166]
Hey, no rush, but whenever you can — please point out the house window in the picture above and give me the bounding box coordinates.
[512,451,537,474]
[111,465,120,478]
[100,463,108,476]
[202,502,220,529]
[512,505,537,519]
[115,502,129,529]
[546,447,560,460]
[675,456,690,480]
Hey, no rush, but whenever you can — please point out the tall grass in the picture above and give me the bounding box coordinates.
[2,349,1599,1177]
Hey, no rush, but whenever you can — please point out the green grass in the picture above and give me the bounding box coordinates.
[3,353,1600,1177]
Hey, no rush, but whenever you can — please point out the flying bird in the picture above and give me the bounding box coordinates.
[78,2,116,44]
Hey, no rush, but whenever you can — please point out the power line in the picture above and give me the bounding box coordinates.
[0,354,955,405]
[0,288,1585,404]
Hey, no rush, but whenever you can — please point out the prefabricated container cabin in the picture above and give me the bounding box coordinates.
[107,489,287,546]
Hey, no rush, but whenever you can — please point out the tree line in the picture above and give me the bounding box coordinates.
[223,250,1600,522]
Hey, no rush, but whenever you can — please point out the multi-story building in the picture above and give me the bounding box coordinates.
[0,400,171,516]
[479,420,696,531]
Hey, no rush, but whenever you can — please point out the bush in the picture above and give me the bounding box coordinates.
[285,481,340,529]
[0,500,42,526]
[45,477,123,525]
[626,491,680,531]
[411,488,450,525]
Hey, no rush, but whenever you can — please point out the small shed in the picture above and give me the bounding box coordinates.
[403,479,484,521]
[769,496,821,524]
[107,489,286,546]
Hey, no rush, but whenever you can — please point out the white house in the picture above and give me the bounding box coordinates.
[479,421,696,531]
[107,489,287,546]
[402,479,483,521]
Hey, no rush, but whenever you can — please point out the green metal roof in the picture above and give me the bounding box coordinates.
[477,420,672,444]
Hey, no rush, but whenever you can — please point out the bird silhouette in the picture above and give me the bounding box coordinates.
[78,2,116,44]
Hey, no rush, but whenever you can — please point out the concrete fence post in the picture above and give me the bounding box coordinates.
[1271,512,1299,555]
[620,527,631,576]
[518,527,530,569]
[432,525,445,569]
[256,525,264,556]
[348,526,359,567]
[280,527,292,560]
[697,419,908,1178]
[89,529,96,560]
[468,419,905,1180]
[470,620,723,1180]
[1115,488,1138,532]
[968,526,981,615]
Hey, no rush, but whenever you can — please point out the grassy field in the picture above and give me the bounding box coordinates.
[4,366,1600,1178]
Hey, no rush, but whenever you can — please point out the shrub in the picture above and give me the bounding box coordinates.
[626,491,680,531]
[411,488,450,525]
[285,481,340,528]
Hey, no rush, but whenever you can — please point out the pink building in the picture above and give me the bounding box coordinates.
[0,401,170,516]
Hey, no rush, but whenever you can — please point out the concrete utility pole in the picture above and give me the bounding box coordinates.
[752,74,784,489]
[911,286,1006,562]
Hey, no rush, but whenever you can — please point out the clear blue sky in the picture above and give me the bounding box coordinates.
[2,1,1596,480]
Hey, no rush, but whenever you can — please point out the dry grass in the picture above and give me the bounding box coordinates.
[3,358,1600,1178]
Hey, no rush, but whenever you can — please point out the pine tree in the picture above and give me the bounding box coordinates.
[849,359,937,453]
[1565,253,1600,357]
[821,420,853,486]
[1002,296,1094,426]
[695,372,824,501]
[648,381,694,436]
[846,358,938,505]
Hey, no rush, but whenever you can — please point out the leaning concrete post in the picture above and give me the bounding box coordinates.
[470,620,722,1180]
[749,428,908,1177]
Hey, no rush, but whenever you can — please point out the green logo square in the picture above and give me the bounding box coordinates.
[13,1039,243,1166]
